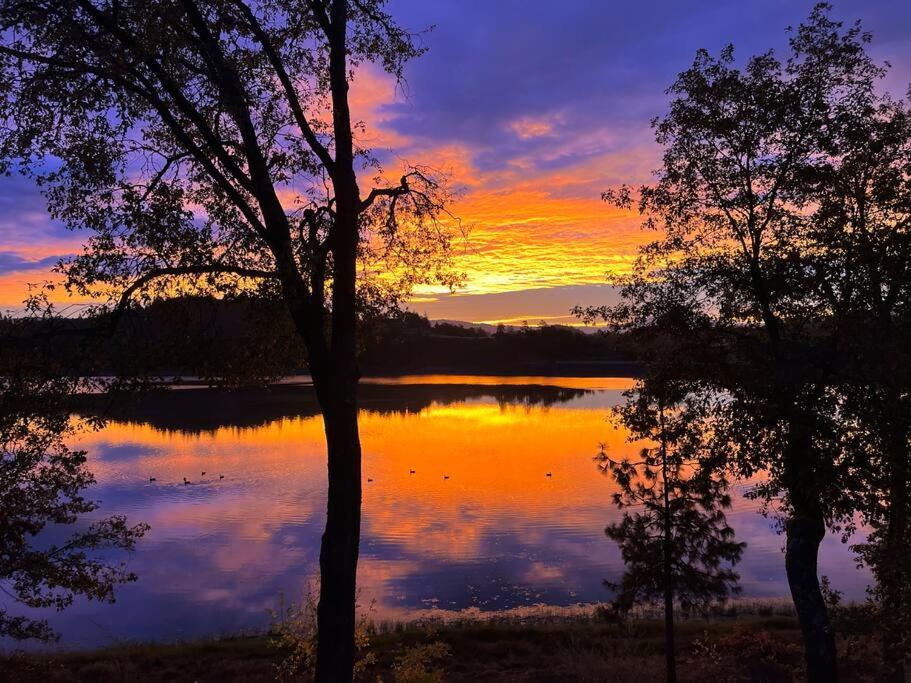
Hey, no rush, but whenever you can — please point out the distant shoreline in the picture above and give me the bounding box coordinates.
[150,364,644,387]
[358,361,643,379]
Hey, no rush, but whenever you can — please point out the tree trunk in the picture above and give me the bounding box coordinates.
[663,523,676,683]
[785,514,837,682]
[314,3,362,680]
[659,405,677,683]
[880,421,909,682]
[777,399,837,682]
[314,396,362,682]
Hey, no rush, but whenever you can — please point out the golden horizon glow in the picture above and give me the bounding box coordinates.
[0,68,654,323]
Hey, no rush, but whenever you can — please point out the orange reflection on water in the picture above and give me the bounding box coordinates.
[358,400,633,560]
[76,388,632,610]
[81,396,633,535]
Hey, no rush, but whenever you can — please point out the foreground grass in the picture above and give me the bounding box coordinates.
[0,615,885,682]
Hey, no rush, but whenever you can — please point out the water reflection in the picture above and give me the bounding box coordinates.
[18,377,870,649]
[85,379,598,432]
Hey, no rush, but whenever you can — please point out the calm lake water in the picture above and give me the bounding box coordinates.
[10,375,870,650]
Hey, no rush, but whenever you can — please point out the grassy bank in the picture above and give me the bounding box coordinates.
[0,614,886,682]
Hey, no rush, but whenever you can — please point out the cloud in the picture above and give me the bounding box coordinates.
[0,175,73,246]
[0,251,61,275]
[509,115,558,140]
[410,284,620,325]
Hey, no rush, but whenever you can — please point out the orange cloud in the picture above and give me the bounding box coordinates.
[510,115,558,139]
[338,69,654,320]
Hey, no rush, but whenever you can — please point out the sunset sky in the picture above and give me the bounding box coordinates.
[1,0,910,324]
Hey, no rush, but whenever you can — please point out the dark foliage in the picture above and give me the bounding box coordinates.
[599,380,744,682]
[600,384,744,616]
[581,5,911,679]
[0,315,148,642]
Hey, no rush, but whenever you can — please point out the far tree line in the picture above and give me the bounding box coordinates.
[0,300,635,380]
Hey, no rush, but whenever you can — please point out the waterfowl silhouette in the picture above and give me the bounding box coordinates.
[183,477,190,485]
[149,477,157,482]
[219,475,225,479]
[409,469,416,474]
[545,472,552,477]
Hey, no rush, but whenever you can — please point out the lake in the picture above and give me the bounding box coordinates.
[11,375,871,650]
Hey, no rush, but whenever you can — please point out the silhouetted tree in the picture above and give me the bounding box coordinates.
[0,2,459,678]
[845,399,911,680]
[599,381,744,683]
[811,96,911,679]
[585,6,902,679]
[0,314,148,642]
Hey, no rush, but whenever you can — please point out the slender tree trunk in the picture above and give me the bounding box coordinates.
[314,395,362,682]
[756,266,836,680]
[785,514,836,682]
[663,510,676,683]
[280,265,363,682]
[881,417,909,682]
[659,405,676,683]
[312,212,362,681]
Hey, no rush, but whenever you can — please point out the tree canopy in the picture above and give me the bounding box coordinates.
[0,0,461,329]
